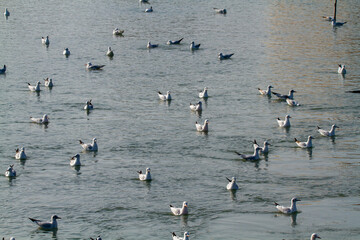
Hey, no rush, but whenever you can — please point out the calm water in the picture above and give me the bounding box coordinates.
[0,0,359,239]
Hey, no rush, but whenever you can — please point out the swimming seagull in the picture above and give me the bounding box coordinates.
[172,232,190,240]
[170,201,188,215]
[167,38,184,45]
[41,36,50,45]
[272,89,296,100]
[218,53,234,60]
[235,147,261,161]
[28,81,41,92]
[258,85,273,96]
[226,177,239,190]
[84,100,93,110]
[63,48,70,56]
[15,147,26,160]
[147,42,158,48]
[277,115,291,127]
[86,62,105,70]
[137,167,152,181]
[145,6,153,12]
[30,114,49,124]
[158,91,171,100]
[317,124,338,137]
[274,197,300,214]
[70,154,81,167]
[338,64,346,74]
[195,119,209,132]
[310,233,321,240]
[5,165,16,177]
[295,136,313,148]
[213,8,227,14]
[106,47,114,57]
[286,98,300,106]
[190,41,200,50]
[253,140,271,154]
[79,138,98,151]
[189,101,202,111]
[113,28,124,35]
[4,8,10,17]
[199,87,208,98]
[90,236,102,240]
[29,215,61,230]
[44,78,53,87]
[0,65,6,74]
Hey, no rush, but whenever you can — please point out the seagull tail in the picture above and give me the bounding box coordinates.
[294,138,298,142]
[234,151,241,156]
[226,177,231,182]
[79,140,84,144]
[317,126,321,129]
[172,232,177,237]
[274,202,279,206]
[29,217,39,223]
[169,204,174,208]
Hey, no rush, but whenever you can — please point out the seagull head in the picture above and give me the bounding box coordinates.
[183,201,188,207]
[290,89,296,93]
[285,115,291,119]
[21,147,25,151]
[268,85,273,89]
[92,138,97,143]
[264,141,271,146]
[146,167,151,173]
[166,91,171,95]
[232,177,236,182]
[198,101,202,105]
[51,215,61,220]
[204,87,208,90]
[311,233,321,239]
[86,62,92,67]
[291,197,301,203]
[72,154,80,160]
[308,136,314,140]
[204,119,209,124]
[332,124,339,129]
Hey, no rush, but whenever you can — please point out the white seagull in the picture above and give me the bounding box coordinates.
[189,101,202,111]
[84,100,93,110]
[86,62,105,70]
[5,165,16,177]
[286,98,300,106]
[79,138,98,151]
[147,41,158,48]
[41,36,50,45]
[310,233,321,240]
[106,47,114,57]
[113,28,124,35]
[28,81,41,92]
[63,48,70,56]
[167,38,184,45]
[317,124,338,137]
[137,167,152,181]
[213,8,227,14]
[295,136,314,148]
[190,41,200,50]
[170,201,188,215]
[235,147,261,161]
[4,8,10,17]
[29,215,61,230]
[70,154,81,167]
[218,53,234,60]
[274,197,301,214]
[199,87,208,98]
[30,114,49,124]
[338,64,346,74]
[277,115,291,127]
[0,65,6,74]
[195,119,209,132]
[172,232,190,240]
[158,91,171,100]
[145,6,153,12]
[258,85,273,96]
[44,78,53,87]
[253,140,271,154]
[226,177,239,190]
[272,89,296,100]
[15,147,27,160]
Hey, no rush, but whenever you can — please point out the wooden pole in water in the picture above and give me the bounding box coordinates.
[333,0,337,22]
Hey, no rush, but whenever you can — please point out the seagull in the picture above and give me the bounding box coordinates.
[4,8,10,17]
[226,177,239,190]
[332,19,347,27]
[218,53,234,60]
[253,140,271,154]
[195,119,209,132]
[44,78,53,87]
[63,48,70,56]
[0,65,6,74]
[79,138,98,151]
[70,154,81,167]
[106,47,114,57]
[84,100,93,110]
[286,98,300,106]
[137,167,152,181]
[90,236,102,240]
[145,6,153,12]
[258,85,273,96]
[199,87,208,98]
[86,62,105,70]
[172,232,190,240]
[41,36,50,45]
[274,197,301,214]
[190,41,200,50]
[272,89,296,100]
[147,41,158,48]
[30,114,49,124]
[15,147,26,160]
[338,64,346,74]
[113,28,124,35]
[295,136,314,148]
[158,91,171,100]
[5,165,16,177]
[277,115,291,127]
[139,0,149,3]
[322,16,333,21]
[235,147,261,161]
[189,101,202,111]
[310,233,321,240]
[28,81,41,92]
[317,124,338,137]
[213,8,227,14]
[170,201,188,215]
[167,38,184,45]
[29,215,61,230]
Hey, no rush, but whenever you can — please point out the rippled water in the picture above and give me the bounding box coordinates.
[0,0,359,239]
